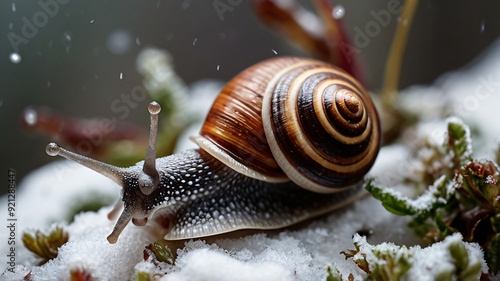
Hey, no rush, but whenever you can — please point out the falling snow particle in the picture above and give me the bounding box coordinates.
[24,108,37,126]
[62,32,73,53]
[47,81,51,88]
[217,65,220,71]
[62,32,72,43]
[332,5,345,19]
[193,38,198,46]
[271,49,278,55]
[107,29,133,55]
[181,1,190,9]
[9,53,21,64]
[157,0,161,8]
[120,72,123,80]
[12,3,16,12]
[9,23,13,30]
[480,20,485,33]
[136,37,141,46]
[90,19,95,24]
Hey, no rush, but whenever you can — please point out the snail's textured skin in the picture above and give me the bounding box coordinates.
[125,149,365,240]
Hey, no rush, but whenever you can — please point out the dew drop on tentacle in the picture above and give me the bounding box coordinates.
[46,143,61,156]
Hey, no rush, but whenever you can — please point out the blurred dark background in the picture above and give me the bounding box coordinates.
[1,0,500,195]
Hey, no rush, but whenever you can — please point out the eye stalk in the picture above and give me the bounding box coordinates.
[45,101,163,243]
[45,142,126,186]
[139,101,161,195]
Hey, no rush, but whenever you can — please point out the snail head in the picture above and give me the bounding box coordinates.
[45,102,163,243]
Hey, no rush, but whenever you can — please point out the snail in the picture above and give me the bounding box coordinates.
[45,57,381,243]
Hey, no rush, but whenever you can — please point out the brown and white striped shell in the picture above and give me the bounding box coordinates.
[193,57,381,193]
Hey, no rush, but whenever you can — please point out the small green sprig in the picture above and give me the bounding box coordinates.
[341,235,413,281]
[366,119,500,275]
[339,233,484,281]
[456,160,500,212]
[143,241,175,265]
[366,175,451,217]
[326,266,353,281]
[136,271,151,281]
[22,226,69,265]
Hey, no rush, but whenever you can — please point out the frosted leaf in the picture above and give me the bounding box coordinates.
[347,233,486,280]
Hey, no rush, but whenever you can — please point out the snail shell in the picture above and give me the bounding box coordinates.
[45,57,380,243]
[194,57,380,192]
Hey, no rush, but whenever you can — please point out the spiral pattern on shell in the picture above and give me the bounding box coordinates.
[194,57,380,193]
[262,59,380,193]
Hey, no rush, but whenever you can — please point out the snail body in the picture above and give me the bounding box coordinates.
[46,57,380,243]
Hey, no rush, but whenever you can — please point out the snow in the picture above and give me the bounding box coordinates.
[164,248,292,281]
[3,37,500,281]
[352,232,486,281]
[0,157,413,280]
[31,209,156,280]
[406,233,487,280]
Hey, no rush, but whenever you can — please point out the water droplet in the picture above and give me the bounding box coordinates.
[216,65,220,71]
[24,108,37,126]
[12,3,16,12]
[9,52,21,64]
[192,38,197,46]
[332,5,345,19]
[271,49,277,55]
[120,72,123,80]
[61,32,73,52]
[106,29,132,55]
[62,32,72,43]
[90,19,95,24]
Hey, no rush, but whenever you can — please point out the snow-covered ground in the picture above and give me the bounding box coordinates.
[2,38,500,280]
